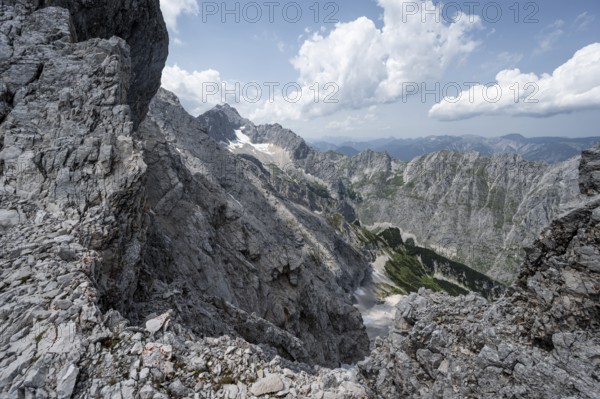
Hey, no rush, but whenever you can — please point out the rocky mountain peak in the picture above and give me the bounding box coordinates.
[215,102,237,111]
[212,103,245,121]
[197,103,250,143]
[154,87,181,105]
[198,105,316,163]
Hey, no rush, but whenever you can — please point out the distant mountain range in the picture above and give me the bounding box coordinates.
[311,134,600,163]
[196,104,582,283]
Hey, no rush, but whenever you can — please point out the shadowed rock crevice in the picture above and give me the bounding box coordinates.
[122,89,371,367]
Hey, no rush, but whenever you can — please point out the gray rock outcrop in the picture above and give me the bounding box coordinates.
[0,0,167,310]
[357,144,600,398]
[197,103,251,143]
[43,0,168,127]
[579,143,600,195]
[342,150,581,282]
[1,0,371,374]
[135,88,371,366]
[0,0,368,395]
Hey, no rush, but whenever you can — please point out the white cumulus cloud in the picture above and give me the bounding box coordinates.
[161,0,481,123]
[160,0,198,31]
[251,0,481,122]
[162,65,268,117]
[428,43,600,121]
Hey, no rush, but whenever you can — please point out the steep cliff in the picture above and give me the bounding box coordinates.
[343,150,581,282]
[0,0,169,396]
[0,0,597,398]
[0,0,168,308]
[0,1,372,396]
[197,105,505,302]
[198,106,580,283]
[135,89,371,366]
[357,144,600,398]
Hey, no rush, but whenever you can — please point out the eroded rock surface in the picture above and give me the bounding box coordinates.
[357,145,600,398]
[0,0,598,397]
[0,1,370,390]
[202,112,582,283]
[2,0,169,126]
[344,150,581,283]
[0,0,161,310]
[134,89,370,366]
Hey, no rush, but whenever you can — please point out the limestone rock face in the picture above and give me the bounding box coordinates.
[341,150,581,282]
[1,0,598,397]
[134,88,370,367]
[198,105,352,202]
[197,103,250,143]
[579,143,600,195]
[1,5,370,393]
[250,374,284,396]
[0,1,163,310]
[357,147,600,398]
[35,0,168,126]
[203,112,582,283]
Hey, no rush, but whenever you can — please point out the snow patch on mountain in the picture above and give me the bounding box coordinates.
[227,129,293,166]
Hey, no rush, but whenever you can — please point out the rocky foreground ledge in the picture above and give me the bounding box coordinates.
[2,183,599,398]
[0,199,368,398]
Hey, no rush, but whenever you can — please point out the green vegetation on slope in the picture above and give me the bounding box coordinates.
[349,221,504,299]
[377,227,403,249]
[354,225,381,245]
[407,246,503,298]
[380,174,405,198]
[382,246,469,297]
[308,181,331,199]
[328,213,344,232]
[354,226,504,299]
[350,172,405,199]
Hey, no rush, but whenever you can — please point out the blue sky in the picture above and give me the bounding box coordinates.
[159,0,600,140]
